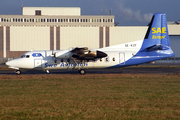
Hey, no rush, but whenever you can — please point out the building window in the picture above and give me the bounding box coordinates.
[35,10,41,15]
[36,19,40,22]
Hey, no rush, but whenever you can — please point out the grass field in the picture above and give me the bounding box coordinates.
[0,74,180,119]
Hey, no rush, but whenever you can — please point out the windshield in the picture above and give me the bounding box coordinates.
[21,55,30,58]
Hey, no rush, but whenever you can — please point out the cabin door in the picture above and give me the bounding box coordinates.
[119,53,125,65]
[34,59,42,68]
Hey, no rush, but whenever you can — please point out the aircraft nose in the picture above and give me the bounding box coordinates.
[6,61,12,66]
[6,60,17,67]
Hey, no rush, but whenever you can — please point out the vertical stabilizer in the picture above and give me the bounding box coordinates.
[140,13,171,51]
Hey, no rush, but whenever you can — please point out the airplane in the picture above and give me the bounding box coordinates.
[6,13,175,75]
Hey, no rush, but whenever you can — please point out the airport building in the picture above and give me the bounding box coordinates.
[0,7,180,63]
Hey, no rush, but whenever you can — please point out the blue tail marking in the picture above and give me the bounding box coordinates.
[133,13,174,65]
[110,13,175,68]
[140,13,171,51]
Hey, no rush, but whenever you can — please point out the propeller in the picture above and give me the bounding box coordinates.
[51,50,57,63]
[51,50,56,57]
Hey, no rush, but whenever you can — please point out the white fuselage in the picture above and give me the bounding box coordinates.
[6,40,143,71]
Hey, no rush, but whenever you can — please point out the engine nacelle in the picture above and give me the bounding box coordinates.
[72,50,107,60]
[54,50,72,59]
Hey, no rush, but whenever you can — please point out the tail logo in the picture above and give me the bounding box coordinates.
[152,27,166,40]
[152,27,166,34]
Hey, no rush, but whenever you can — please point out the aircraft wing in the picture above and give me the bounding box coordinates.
[71,47,89,55]
[71,47,107,60]
[53,47,107,60]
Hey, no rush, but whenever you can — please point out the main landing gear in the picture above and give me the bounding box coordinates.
[15,70,21,75]
[71,58,86,75]
[78,69,86,75]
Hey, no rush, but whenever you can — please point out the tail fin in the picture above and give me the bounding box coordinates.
[140,13,171,51]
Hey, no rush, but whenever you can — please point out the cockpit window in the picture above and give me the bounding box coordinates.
[26,55,30,58]
[21,55,30,58]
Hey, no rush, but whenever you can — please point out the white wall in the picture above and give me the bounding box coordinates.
[23,7,81,16]
[10,26,50,51]
[110,26,147,46]
[168,25,180,35]
[60,27,99,49]
[7,25,180,53]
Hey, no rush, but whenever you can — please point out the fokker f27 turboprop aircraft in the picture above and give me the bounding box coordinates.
[6,13,175,75]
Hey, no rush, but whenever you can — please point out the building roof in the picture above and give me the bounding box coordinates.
[23,7,81,16]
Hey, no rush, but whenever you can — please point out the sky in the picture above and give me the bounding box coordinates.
[0,0,180,26]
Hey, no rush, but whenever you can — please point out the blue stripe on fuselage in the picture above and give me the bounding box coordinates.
[109,49,174,68]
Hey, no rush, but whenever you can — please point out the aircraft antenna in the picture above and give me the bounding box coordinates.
[109,9,112,15]
[101,9,103,15]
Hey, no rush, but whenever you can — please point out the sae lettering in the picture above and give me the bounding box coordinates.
[152,27,166,34]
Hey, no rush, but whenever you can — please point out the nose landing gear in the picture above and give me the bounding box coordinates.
[15,70,21,75]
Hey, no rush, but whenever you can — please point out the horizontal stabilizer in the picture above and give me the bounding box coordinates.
[146,44,169,51]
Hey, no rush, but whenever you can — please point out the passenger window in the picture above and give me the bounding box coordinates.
[105,57,110,62]
[100,58,102,62]
[93,59,97,63]
[106,58,108,61]
[113,57,115,61]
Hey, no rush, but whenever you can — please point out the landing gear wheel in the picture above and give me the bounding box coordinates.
[79,69,86,75]
[16,70,21,75]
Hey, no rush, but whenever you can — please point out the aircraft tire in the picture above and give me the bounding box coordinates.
[16,70,21,75]
[79,69,86,75]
